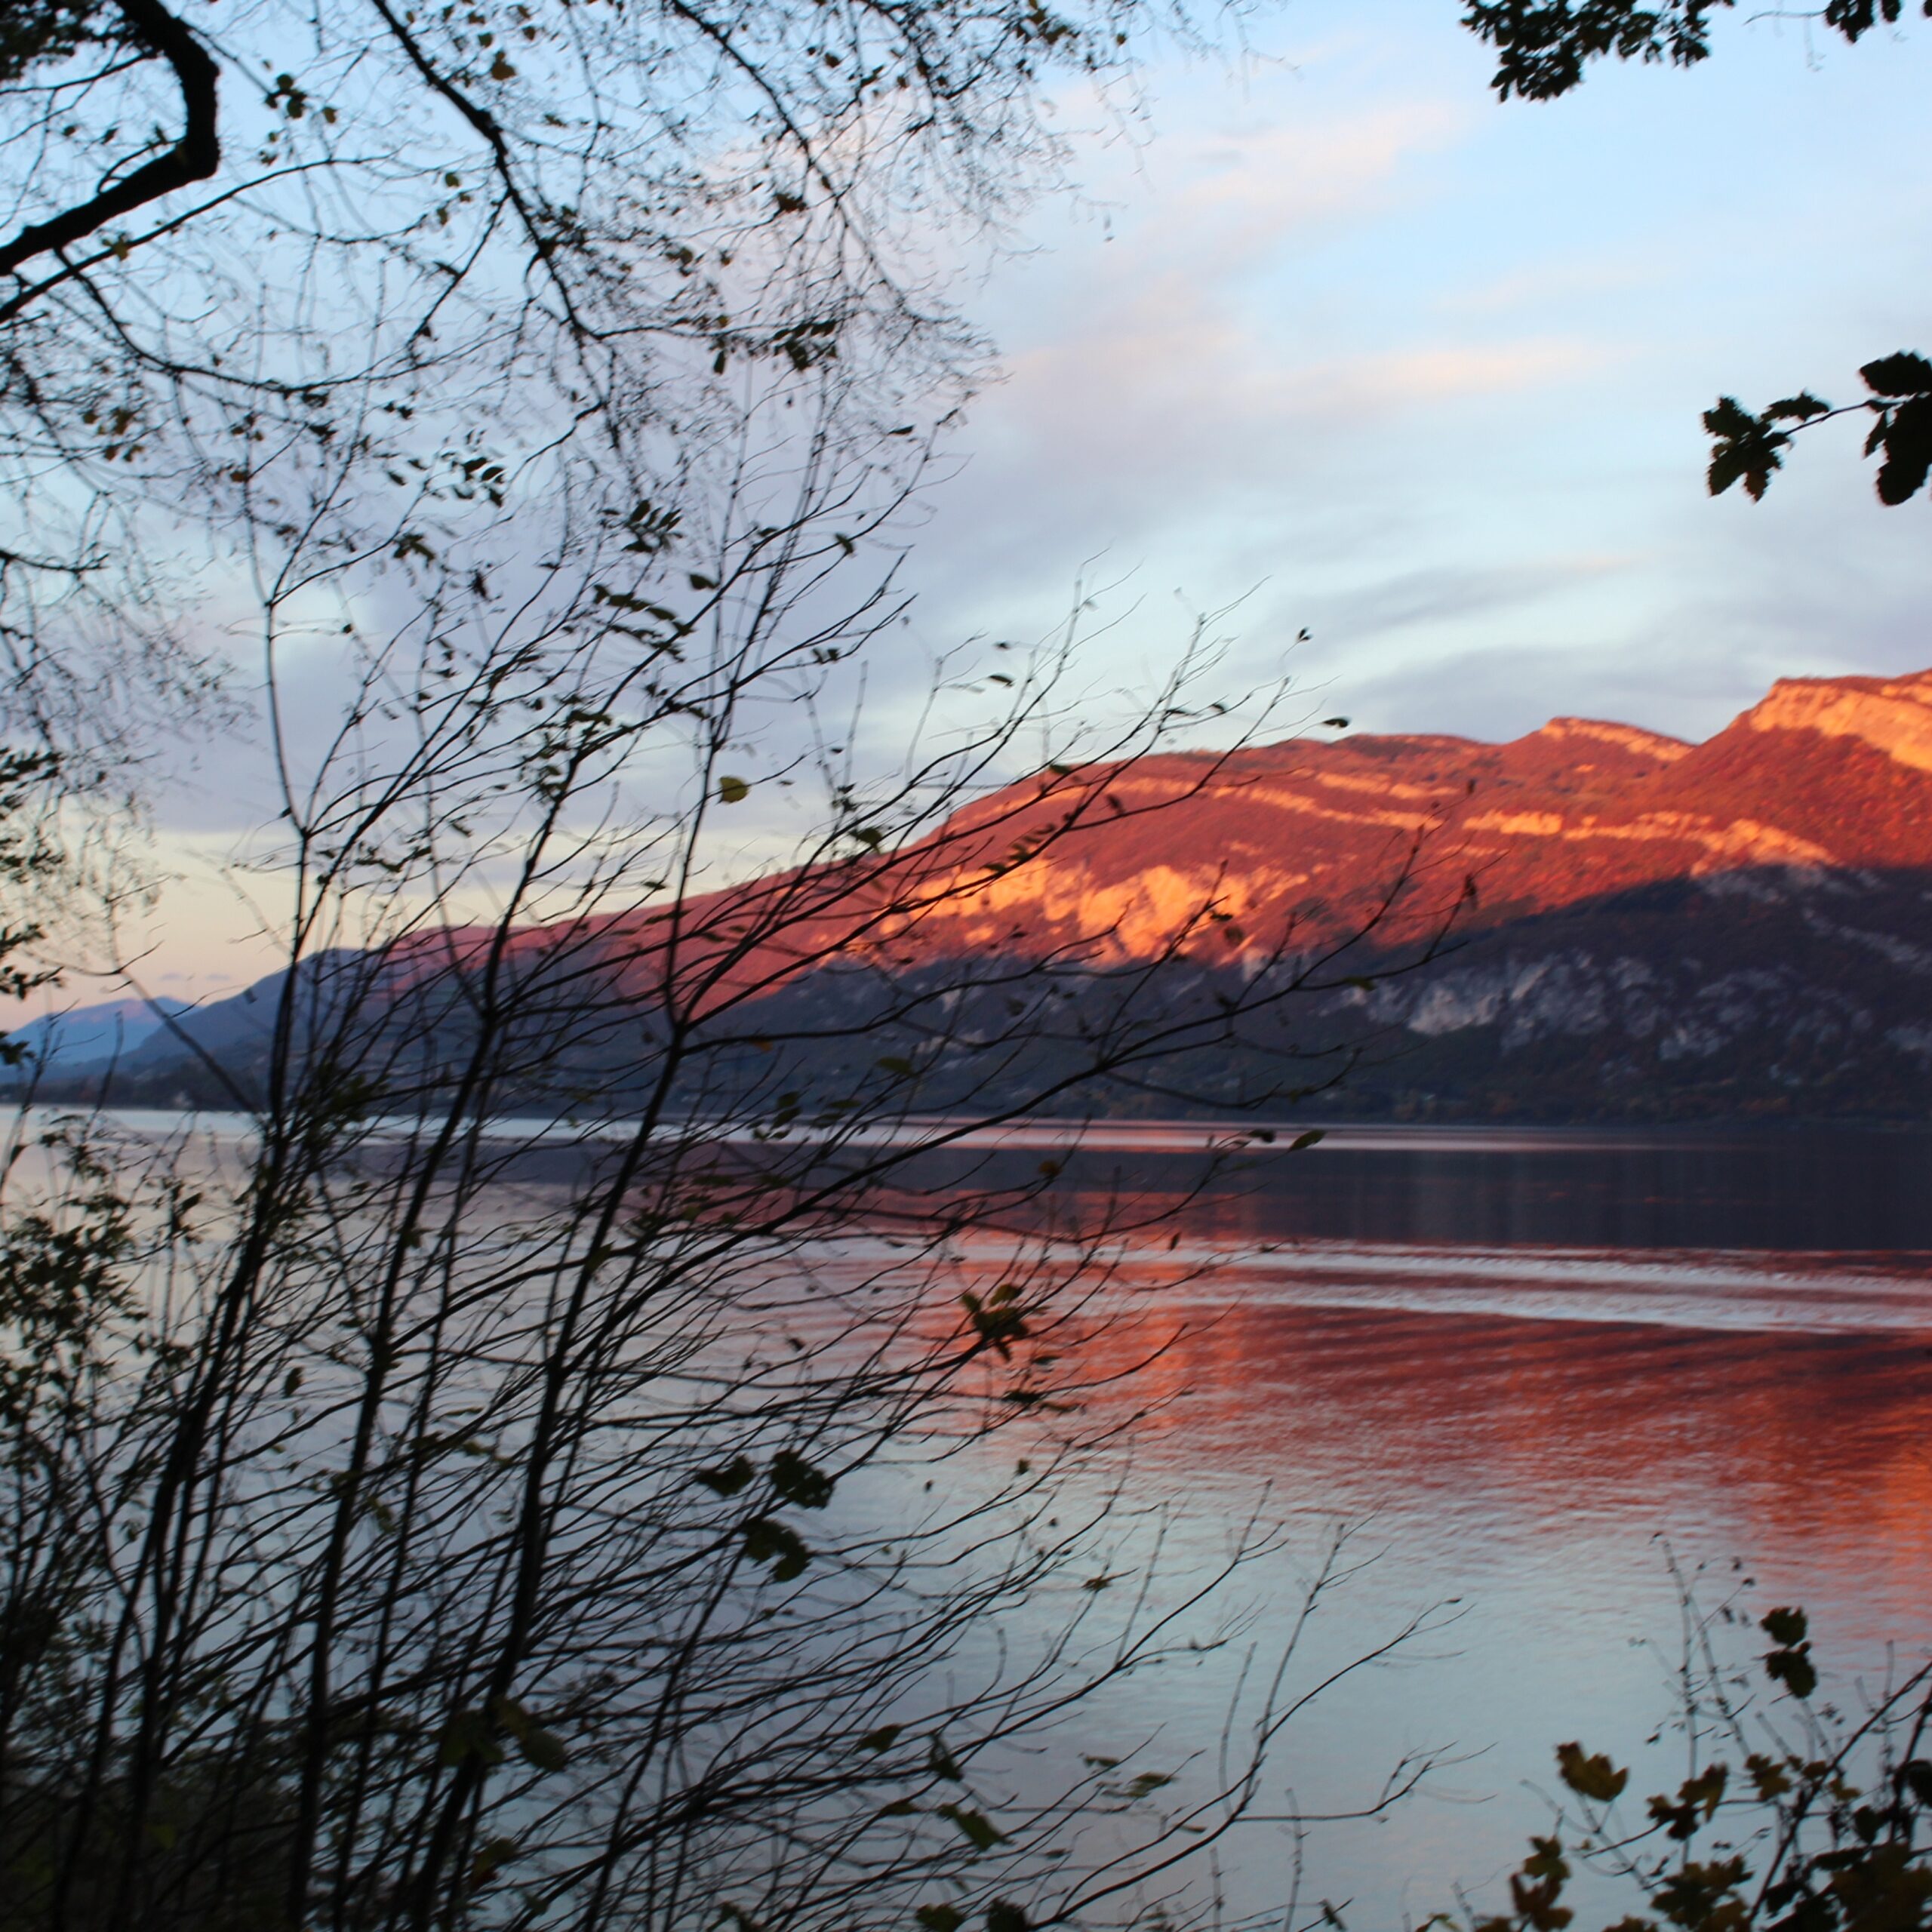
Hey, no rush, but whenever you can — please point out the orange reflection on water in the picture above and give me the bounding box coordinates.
[1032,1241,1932,1654]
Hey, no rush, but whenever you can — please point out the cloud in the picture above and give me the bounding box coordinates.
[1436,254,1663,319]
[910,182,1616,639]
[886,60,1644,672]
[1298,555,1635,643]
[1108,100,1473,271]
[112,2,1932,1001]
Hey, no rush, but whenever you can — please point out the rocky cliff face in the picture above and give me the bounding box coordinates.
[40,668,1932,1121]
[785,665,1932,1119]
[884,668,1932,967]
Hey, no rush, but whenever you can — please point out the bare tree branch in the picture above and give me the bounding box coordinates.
[0,0,219,285]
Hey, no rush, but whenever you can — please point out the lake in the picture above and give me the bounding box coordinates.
[64,1110,1932,1925]
[984,1122,1932,1927]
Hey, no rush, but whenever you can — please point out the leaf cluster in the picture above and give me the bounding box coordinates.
[1454,1607,1932,1932]
[1463,1,1930,516]
[1702,394,1831,502]
[1857,352,1932,505]
[1703,354,1932,506]
[0,0,108,86]
[1463,0,1929,102]
[1463,2,1734,101]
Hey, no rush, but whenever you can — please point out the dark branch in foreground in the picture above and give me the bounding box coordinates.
[0,0,219,286]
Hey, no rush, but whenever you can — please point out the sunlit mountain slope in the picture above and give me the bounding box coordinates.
[29,667,1932,1121]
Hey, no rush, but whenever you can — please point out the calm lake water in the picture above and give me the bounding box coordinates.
[77,1111,1932,1925]
[989,1122,1932,1927]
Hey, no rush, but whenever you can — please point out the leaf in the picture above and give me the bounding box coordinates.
[743,1516,811,1581]
[935,1803,1006,1852]
[1703,396,1790,501]
[1860,351,1932,397]
[1872,395,1932,505]
[1703,395,1758,441]
[928,1736,964,1780]
[875,1055,915,1076]
[470,1836,519,1885]
[694,1455,755,1497]
[1648,1766,1727,1841]
[769,1449,834,1509]
[491,1697,569,1773]
[986,1905,1029,1932]
[1555,1741,1628,1803]
[1681,1764,1727,1822]
[1761,1606,1808,1646]
[435,1707,505,1769]
[917,1910,964,1932]
[1520,1833,1567,1885]
[1321,716,1350,728]
[518,1724,567,1773]
[718,775,750,804]
[1290,1129,1325,1152]
[1765,1645,1818,1699]
[858,1724,902,1752]
[1764,392,1831,421]
[960,1288,1029,1359]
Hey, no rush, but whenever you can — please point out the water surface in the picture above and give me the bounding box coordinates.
[78,1111,1932,1923]
[995,1124,1932,1925]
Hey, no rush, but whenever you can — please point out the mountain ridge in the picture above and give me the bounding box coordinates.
[20,664,1932,1122]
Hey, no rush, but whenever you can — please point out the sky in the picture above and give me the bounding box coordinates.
[63,0,1932,1005]
[901,0,1932,744]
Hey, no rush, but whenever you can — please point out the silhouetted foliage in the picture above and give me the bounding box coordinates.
[0,3,1481,1925]
[1461,0,1932,506]
[0,0,1190,783]
[1433,1598,1932,1931]
[0,644,1457,1928]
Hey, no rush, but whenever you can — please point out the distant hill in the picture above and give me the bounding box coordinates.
[27,667,1932,1123]
[4,996,191,1076]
